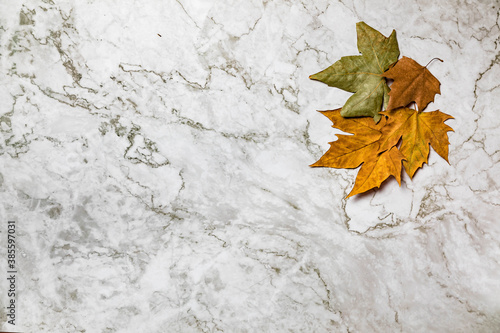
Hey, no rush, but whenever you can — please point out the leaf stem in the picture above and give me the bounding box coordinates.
[425,58,444,68]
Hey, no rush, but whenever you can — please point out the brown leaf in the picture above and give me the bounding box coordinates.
[383,56,441,111]
[379,108,454,178]
[311,109,404,197]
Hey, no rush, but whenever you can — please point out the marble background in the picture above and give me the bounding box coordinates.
[1,0,500,332]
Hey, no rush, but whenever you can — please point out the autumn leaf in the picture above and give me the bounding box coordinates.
[311,109,405,197]
[308,22,454,198]
[379,108,454,178]
[347,146,405,198]
[310,109,385,168]
[383,56,442,111]
[309,22,399,122]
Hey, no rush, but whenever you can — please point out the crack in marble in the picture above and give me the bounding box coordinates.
[168,108,270,143]
[123,123,170,168]
[0,90,33,158]
[174,0,201,30]
[472,50,500,111]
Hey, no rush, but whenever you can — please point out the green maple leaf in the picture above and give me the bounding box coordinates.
[310,22,400,122]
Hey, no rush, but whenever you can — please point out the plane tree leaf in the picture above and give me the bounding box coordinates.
[311,109,405,197]
[347,146,405,198]
[379,108,454,178]
[310,22,400,122]
[308,22,454,198]
[383,56,442,111]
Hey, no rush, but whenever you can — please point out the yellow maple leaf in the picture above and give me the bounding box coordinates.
[379,108,454,178]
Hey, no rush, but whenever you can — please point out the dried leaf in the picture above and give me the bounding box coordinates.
[311,109,404,197]
[383,56,441,111]
[310,22,399,122]
[379,108,454,178]
[310,109,386,168]
[347,146,405,198]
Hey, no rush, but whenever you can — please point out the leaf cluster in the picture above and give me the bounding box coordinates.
[310,22,454,198]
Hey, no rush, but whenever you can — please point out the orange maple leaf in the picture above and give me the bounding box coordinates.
[347,146,405,198]
[383,56,441,111]
[379,108,454,178]
[311,109,405,197]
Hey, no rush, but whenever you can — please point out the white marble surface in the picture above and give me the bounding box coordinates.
[1,0,500,332]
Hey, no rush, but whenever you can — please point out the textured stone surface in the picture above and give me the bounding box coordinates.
[1,0,500,331]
